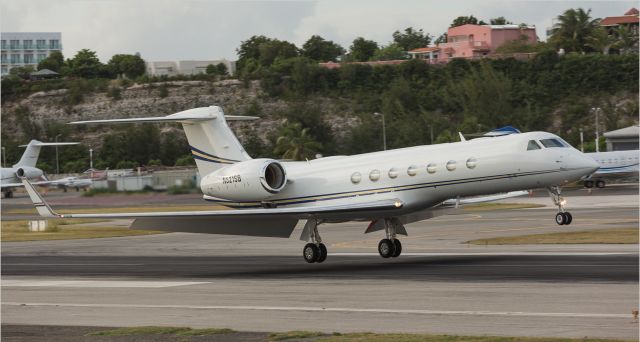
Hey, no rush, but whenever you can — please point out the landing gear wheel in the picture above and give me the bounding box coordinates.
[555,212,566,225]
[392,239,402,258]
[303,243,320,263]
[595,180,605,188]
[4,191,13,198]
[584,180,594,188]
[378,239,396,258]
[316,243,327,263]
[564,212,572,225]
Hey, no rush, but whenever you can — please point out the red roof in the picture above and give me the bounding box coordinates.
[600,15,639,26]
[408,47,440,53]
[625,8,639,15]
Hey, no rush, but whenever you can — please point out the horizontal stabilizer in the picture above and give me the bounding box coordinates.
[18,142,79,147]
[70,108,258,125]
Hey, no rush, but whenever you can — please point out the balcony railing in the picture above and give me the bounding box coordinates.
[1,44,62,51]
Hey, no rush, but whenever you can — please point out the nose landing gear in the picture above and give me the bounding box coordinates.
[548,186,572,225]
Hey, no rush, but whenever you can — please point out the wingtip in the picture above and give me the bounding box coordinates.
[19,176,60,218]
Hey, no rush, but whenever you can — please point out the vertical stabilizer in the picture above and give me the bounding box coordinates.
[14,140,43,168]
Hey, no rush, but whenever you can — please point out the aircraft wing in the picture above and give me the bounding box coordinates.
[2,180,57,189]
[21,177,403,238]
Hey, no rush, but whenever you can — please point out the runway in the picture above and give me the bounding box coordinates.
[2,186,639,339]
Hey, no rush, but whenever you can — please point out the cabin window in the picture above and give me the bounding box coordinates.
[351,172,361,184]
[466,157,477,169]
[540,138,568,148]
[388,168,399,179]
[446,160,457,171]
[527,140,541,150]
[369,169,381,181]
[427,163,437,174]
[407,165,418,176]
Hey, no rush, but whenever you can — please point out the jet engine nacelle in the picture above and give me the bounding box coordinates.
[16,167,43,179]
[200,159,287,201]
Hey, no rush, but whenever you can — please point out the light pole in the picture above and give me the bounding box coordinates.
[592,107,601,152]
[89,148,94,169]
[55,134,61,174]
[373,112,386,151]
[579,128,584,152]
[1,146,5,167]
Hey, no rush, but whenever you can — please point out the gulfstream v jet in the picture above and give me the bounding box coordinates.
[21,106,599,263]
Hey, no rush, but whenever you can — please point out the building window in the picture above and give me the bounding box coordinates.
[1,40,6,49]
[1,66,7,75]
[10,54,20,63]
[49,40,59,49]
[37,54,47,62]
[24,54,34,64]
[23,40,33,49]
[10,40,19,49]
[1,54,7,63]
[36,40,46,49]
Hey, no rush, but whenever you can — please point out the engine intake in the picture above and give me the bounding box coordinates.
[201,159,288,201]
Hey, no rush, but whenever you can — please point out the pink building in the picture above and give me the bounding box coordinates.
[409,24,537,63]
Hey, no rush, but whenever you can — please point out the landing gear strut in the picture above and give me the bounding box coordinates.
[301,219,327,263]
[548,186,572,225]
[378,218,403,258]
[3,190,13,198]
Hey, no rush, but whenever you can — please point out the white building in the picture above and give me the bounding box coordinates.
[146,59,236,76]
[1,32,62,76]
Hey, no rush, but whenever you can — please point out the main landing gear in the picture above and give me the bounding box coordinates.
[378,218,403,258]
[548,186,572,225]
[584,180,605,188]
[301,219,327,263]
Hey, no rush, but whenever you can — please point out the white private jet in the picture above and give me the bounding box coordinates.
[47,176,93,192]
[582,150,639,188]
[19,106,599,263]
[1,140,78,198]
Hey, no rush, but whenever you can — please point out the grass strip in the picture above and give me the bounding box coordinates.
[1,219,164,242]
[87,326,234,336]
[467,227,639,245]
[463,203,546,211]
[269,330,326,340]
[317,333,630,342]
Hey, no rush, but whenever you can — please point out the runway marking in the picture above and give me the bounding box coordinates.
[1,280,209,288]
[2,302,630,319]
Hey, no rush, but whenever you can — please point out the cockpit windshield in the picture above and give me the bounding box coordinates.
[540,138,568,148]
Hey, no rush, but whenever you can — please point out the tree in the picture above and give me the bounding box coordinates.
[434,33,448,45]
[274,121,322,161]
[236,35,272,71]
[206,64,217,74]
[349,37,379,61]
[494,35,539,53]
[9,65,34,79]
[392,27,431,51]
[258,39,299,66]
[216,62,228,75]
[372,43,406,61]
[37,51,64,72]
[613,26,639,54]
[450,15,487,28]
[489,17,512,25]
[301,35,345,62]
[549,8,599,53]
[107,54,146,79]
[67,49,103,78]
[586,27,616,54]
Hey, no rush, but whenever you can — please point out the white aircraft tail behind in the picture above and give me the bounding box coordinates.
[70,106,257,176]
[14,140,79,168]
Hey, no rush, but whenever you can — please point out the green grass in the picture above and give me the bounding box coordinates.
[1,219,164,242]
[316,333,630,342]
[467,227,639,245]
[87,326,235,337]
[463,203,546,211]
[269,330,326,340]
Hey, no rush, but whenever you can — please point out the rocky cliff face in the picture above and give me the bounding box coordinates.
[1,79,359,147]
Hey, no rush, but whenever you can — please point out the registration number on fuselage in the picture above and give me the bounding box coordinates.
[222,175,242,184]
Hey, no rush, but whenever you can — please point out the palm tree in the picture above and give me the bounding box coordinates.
[274,121,322,161]
[586,27,616,54]
[550,8,600,53]
[613,26,639,54]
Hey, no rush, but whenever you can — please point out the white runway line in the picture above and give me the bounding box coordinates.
[2,302,629,319]
[329,252,637,256]
[1,280,209,288]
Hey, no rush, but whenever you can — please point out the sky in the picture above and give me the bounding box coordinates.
[1,0,637,62]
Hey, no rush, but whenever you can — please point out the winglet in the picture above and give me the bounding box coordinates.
[19,171,61,218]
[458,132,466,142]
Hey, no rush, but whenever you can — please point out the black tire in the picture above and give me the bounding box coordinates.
[317,243,327,263]
[392,239,402,257]
[555,212,565,225]
[4,191,13,198]
[564,212,572,225]
[595,180,605,188]
[303,243,319,263]
[584,181,594,188]
[378,239,395,258]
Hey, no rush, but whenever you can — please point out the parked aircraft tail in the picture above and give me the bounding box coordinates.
[70,106,258,176]
[14,140,79,168]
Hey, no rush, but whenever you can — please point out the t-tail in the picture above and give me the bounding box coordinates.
[69,106,257,176]
[14,140,79,168]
